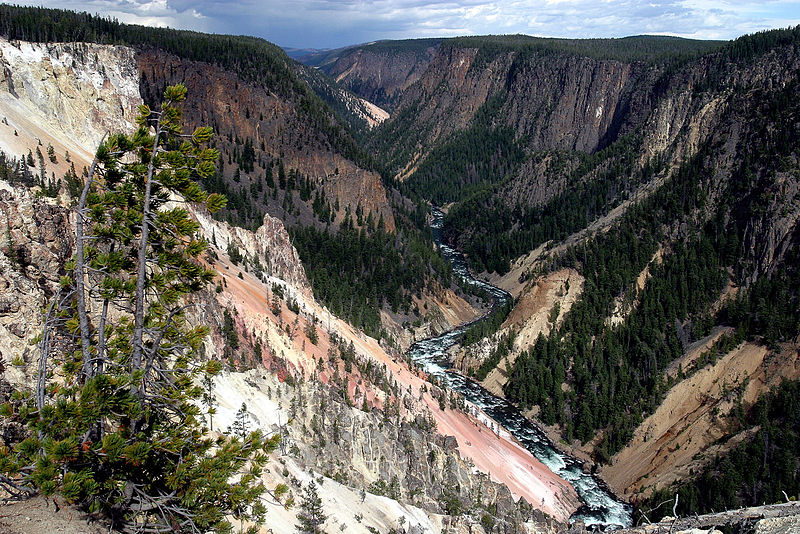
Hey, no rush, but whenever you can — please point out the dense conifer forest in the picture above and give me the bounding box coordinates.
[443,134,645,274]
[401,93,526,206]
[369,24,800,504]
[501,66,800,456]
[449,34,725,64]
[289,207,453,339]
[0,5,463,344]
[503,145,734,453]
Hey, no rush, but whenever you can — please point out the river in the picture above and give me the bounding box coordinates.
[406,208,632,529]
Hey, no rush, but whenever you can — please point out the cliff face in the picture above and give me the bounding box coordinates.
[0,36,577,533]
[0,37,141,389]
[367,44,659,179]
[0,184,72,390]
[198,221,580,523]
[356,34,800,506]
[392,46,646,153]
[0,176,572,534]
[319,42,440,111]
[0,37,141,168]
[369,36,800,279]
[313,40,664,172]
[137,49,395,233]
[503,54,641,153]
[192,207,311,295]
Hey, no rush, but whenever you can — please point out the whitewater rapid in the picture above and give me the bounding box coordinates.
[406,208,632,529]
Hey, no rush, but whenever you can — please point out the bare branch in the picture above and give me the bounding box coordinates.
[75,131,110,381]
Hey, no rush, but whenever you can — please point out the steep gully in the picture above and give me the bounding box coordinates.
[407,208,632,529]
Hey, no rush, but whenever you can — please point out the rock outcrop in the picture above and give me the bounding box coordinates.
[137,49,395,233]
[0,37,141,165]
[0,35,579,533]
[192,206,311,295]
[320,41,440,111]
[602,502,800,534]
[349,34,800,507]
[199,225,581,523]
[0,182,72,389]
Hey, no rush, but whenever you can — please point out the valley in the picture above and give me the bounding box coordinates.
[0,4,799,534]
[409,209,631,529]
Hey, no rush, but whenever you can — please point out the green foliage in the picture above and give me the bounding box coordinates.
[501,65,800,457]
[0,4,371,171]
[0,85,268,534]
[290,213,452,339]
[449,34,725,66]
[358,38,443,54]
[473,331,515,380]
[227,242,243,265]
[0,150,35,187]
[462,298,512,347]
[297,65,371,143]
[365,476,400,500]
[229,403,251,438]
[444,134,646,274]
[403,92,525,205]
[367,99,431,182]
[274,482,289,500]
[716,25,800,64]
[296,480,327,533]
[305,321,319,345]
[439,484,463,515]
[481,512,496,532]
[223,308,240,350]
[505,144,730,450]
[724,248,800,347]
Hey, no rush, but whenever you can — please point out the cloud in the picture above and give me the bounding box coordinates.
[17,0,800,48]
[18,0,211,32]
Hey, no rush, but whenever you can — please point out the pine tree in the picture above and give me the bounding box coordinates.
[202,359,222,431]
[230,402,251,438]
[0,84,274,534]
[296,480,327,533]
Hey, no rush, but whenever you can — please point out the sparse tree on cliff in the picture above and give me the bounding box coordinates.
[0,84,275,534]
[230,402,251,438]
[296,480,327,533]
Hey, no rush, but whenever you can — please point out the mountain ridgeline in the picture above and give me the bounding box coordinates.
[305,28,800,515]
[0,5,467,343]
[2,3,800,525]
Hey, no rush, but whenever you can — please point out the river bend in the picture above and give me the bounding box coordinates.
[406,209,632,529]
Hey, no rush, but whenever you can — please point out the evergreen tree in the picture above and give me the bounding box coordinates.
[296,480,327,533]
[0,85,273,534]
[229,402,251,438]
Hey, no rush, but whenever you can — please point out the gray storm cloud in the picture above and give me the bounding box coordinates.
[16,0,800,48]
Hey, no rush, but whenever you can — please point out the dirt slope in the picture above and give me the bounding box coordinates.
[209,238,581,520]
[601,335,800,499]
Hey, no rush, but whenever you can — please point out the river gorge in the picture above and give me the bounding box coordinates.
[406,209,633,529]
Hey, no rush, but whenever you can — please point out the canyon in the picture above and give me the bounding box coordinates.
[1,9,800,534]
[0,34,579,534]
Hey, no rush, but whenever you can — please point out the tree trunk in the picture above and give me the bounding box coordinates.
[132,122,162,391]
[76,133,106,380]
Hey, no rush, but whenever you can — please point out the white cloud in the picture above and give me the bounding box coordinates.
[18,0,211,32]
[16,0,800,48]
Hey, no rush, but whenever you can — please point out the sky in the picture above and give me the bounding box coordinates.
[16,0,800,49]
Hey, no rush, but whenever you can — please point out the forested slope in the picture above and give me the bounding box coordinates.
[352,26,800,512]
[0,5,465,347]
[306,38,442,112]
[4,3,800,518]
